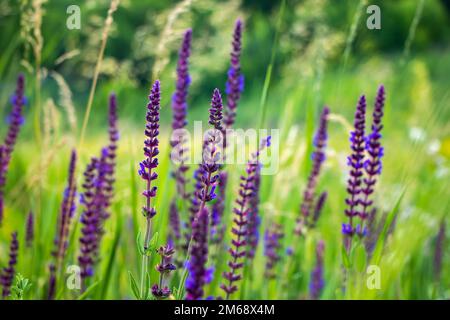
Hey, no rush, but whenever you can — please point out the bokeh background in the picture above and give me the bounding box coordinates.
[0,0,449,299]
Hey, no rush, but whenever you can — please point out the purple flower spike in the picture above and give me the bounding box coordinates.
[360,86,385,223]
[26,211,34,248]
[186,207,209,300]
[309,240,325,300]
[104,93,119,209]
[140,80,161,221]
[172,29,192,131]
[344,95,367,238]
[171,29,192,203]
[246,168,261,259]
[297,107,329,233]
[169,200,181,242]
[78,157,100,282]
[53,150,78,263]
[48,150,77,299]
[153,244,176,299]
[264,223,284,279]
[311,191,327,228]
[209,88,224,131]
[221,138,270,299]
[210,172,227,245]
[224,19,244,128]
[0,74,26,225]
[1,232,19,298]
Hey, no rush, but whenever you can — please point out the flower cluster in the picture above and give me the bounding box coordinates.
[152,244,177,299]
[264,223,284,279]
[139,81,161,221]
[186,207,209,300]
[26,211,34,248]
[296,106,329,235]
[309,240,325,300]
[221,137,270,299]
[0,232,19,298]
[343,86,386,240]
[0,74,26,225]
[224,19,244,128]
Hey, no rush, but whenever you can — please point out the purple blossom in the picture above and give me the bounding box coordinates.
[53,150,77,263]
[1,232,19,298]
[169,200,181,241]
[152,244,176,299]
[246,167,261,259]
[224,19,244,128]
[186,207,209,300]
[309,240,325,300]
[360,86,385,223]
[297,106,329,234]
[311,191,327,228]
[139,80,161,221]
[78,157,101,282]
[49,149,77,299]
[26,211,34,248]
[343,95,367,238]
[0,74,26,225]
[221,137,270,299]
[264,223,284,279]
[210,172,227,245]
[171,29,192,202]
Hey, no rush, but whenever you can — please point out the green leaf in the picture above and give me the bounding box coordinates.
[147,231,159,254]
[371,189,406,266]
[77,282,99,300]
[144,271,151,300]
[136,231,143,255]
[128,271,141,300]
[341,245,352,269]
[354,243,367,273]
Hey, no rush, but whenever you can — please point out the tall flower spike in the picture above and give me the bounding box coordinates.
[221,137,270,299]
[1,232,19,298]
[311,191,327,228]
[0,74,26,225]
[246,165,261,259]
[224,19,244,128]
[343,96,367,238]
[309,240,325,300]
[103,93,119,212]
[152,244,176,299]
[53,149,78,266]
[264,223,284,279]
[78,157,100,283]
[359,86,386,230]
[297,106,329,233]
[139,80,161,222]
[211,171,228,246]
[186,207,209,300]
[26,211,34,248]
[48,149,77,300]
[171,29,192,201]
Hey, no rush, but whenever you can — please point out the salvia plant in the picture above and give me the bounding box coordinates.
[0,12,446,303]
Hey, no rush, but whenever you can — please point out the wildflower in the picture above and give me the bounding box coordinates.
[186,207,209,300]
[26,211,34,248]
[152,244,176,299]
[0,232,19,298]
[224,19,244,128]
[264,223,284,279]
[48,149,77,299]
[309,240,325,300]
[139,80,161,251]
[297,106,329,233]
[434,220,446,282]
[360,86,385,224]
[343,96,367,238]
[171,29,192,201]
[221,137,270,299]
[0,74,26,225]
